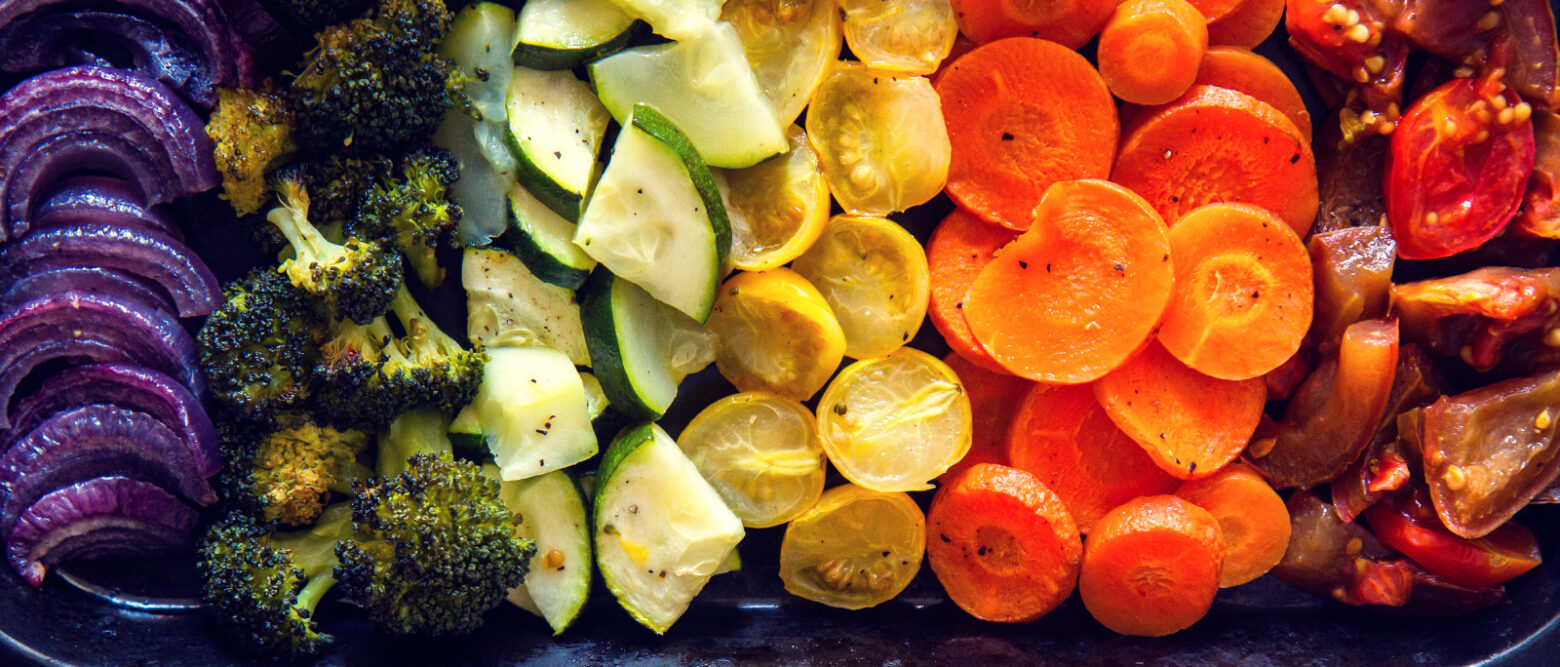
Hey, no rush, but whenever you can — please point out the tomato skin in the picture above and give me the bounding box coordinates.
[1385,77,1536,259]
[1285,0,1409,122]
[1362,489,1542,589]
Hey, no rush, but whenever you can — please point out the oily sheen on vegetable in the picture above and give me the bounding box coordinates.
[0,0,256,107]
[0,66,219,241]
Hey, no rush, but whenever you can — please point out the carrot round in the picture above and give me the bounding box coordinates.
[1196,47,1313,138]
[939,351,1033,483]
[927,463,1083,622]
[964,179,1173,384]
[928,208,1019,374]
[951,0,1117,49]
[1097,0,1209,106]
[1157,203,1313,381]
[1094,341,1267,480]
[1206,0,1283,50]
[1079,495,1225,636]
[936,38,1119,230]
[1176,462,1290,587]
[1113,85,1318,236]
[1184,0,1244,22]
[1005,383,1180,534]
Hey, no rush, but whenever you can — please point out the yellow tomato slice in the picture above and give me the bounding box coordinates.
[721,0,842,125]
[676,392,827,528]
[805,62,950,215]
[791,215,929,359]
[717,126,831,271]
[815,348,972,492]
[705,268,845,400]
[838,0,958,75]
[779,483,925,610]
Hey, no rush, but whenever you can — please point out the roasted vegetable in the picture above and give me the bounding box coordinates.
[1272,490,1506,615]
[198,505,357,658]
[335,408,534,635]
[267,167,404,324]
[1331,345,1445,523]
[216,410,371,527]
[288,0,460,155]
[1308,226,1395,352]
[1416,368,1560,538]
[1391,267,1560,373]
[207,86,298,216]
[348,145,463,287]
[197,269,328,423]
[1362,487,1542,588]
[1250,318,1399,489]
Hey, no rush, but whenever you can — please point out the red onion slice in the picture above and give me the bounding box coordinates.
[0,223,219,317]
[0,66,217,239]
[0,291,202,431]
[6,476,198,587]
[6,364,219,478]
[0,0,253,107]
[0,405,217,544]
[33,176,181,239]
[0,267,179,316]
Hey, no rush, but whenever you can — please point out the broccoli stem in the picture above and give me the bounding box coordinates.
[377,407,454,476]
[268,196,341,268]
[294,571,337,612]
[389,286,462,353]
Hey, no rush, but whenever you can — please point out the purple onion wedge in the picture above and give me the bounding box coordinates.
[0,0,253,108]
[0,266,178,316]
[0,405,217,541]
[33,176,181,239]
[6,476,197,587]
[0,223,219,316]
[0,66,218,239]
[6,364,219,478]
[0,291,202,431]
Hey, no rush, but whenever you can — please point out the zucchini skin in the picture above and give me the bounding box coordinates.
[578,270,662,421]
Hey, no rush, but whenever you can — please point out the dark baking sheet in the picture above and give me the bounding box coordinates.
[5,9,1560,666]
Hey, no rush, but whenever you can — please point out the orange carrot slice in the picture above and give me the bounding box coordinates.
[1176,462,1291,587]
[1098,0,1210,105]
[1196,46,1313,137]
[1186,0,1246,22]
[1079,495,1226,636]
[951,0,1117,49]
[1094,341,1267,480]
[1207,0,1284,50]
[927,463,1082,622]
[940,351,1033,483]
[1004,383,1180,534]
[1157,202,1314,381]
[928,208,1018,374]
[936,38,1119,230]
[964,179,1173,384]
[1113,85,1318,236]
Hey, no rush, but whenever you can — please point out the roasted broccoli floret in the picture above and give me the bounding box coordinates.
[207,86,298,216]
[312,315,418,430]
[198,269,328,423]
[260,0,375,34]
[288,0,459,155]
[387,285,486,415]
[349,145,463,287]
[198,505,357,659]
[267,170,404,324]
[275,154,394,228]
[310,286,483,428]
[217,410,373,527]
[334,410,533,636]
